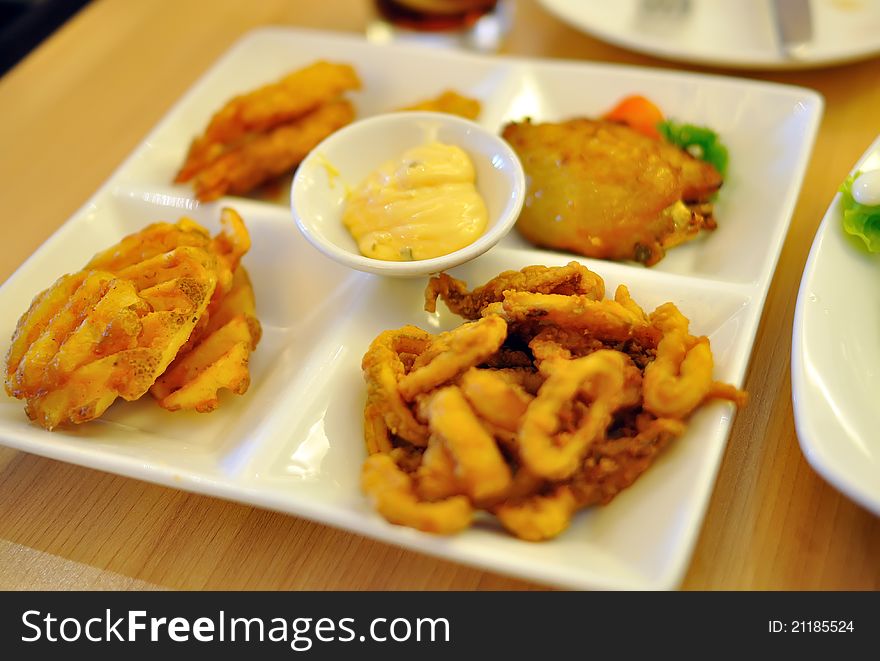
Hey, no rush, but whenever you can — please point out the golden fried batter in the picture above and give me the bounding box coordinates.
[177,61,360,182]
[358,262,747,540]
[502,118,722,265]
[427,385,512,503]
[192,100,355,202]
[400,90,481,120]
[398,315,507,401]
[151,265,261,413]
[361,326,433,446]
[4,209,259,429]
[425,262,605,319]
[518,350,642,481]
[362,454,473,535]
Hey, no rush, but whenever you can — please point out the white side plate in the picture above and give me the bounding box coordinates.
[0,28,823,589]
[792,135,880,517]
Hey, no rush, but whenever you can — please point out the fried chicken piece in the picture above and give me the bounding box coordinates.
[502,118,723,265]
[176,61,361,182]
[425,261,605,319]
[192,99,355,201]
[400,90,481,120]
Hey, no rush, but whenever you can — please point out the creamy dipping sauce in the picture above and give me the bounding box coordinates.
[342,142,488,261]
[852,170,880,207]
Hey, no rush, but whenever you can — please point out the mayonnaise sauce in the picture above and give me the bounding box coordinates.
[343,142,488,261]
[852,170,880,207]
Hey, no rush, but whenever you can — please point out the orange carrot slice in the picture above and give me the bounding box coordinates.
[602,95,665,140]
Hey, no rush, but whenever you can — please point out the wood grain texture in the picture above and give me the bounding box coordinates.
[0,0,877,590]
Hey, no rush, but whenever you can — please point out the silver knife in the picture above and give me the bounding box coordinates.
[770,0,814,58]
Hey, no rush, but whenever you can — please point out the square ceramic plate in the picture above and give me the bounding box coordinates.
[792,135,880,517]
[0,28,822,589]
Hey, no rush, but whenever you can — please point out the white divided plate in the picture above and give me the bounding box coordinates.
[539,0,880,70]
[0,28,823,589]
[792,135,880,517]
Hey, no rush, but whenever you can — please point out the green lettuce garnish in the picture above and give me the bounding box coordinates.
[840,171,880,253]
[658,120,729,177]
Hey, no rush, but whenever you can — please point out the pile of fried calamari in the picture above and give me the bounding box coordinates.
[4,209,261,430]
[175,61,362,201]
[360,263,746,540]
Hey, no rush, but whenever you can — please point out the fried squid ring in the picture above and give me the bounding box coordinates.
[643,303,714,419]
[425,262,605,320]
[500,291,659,346]
[416,434,463,501]
[427,385,512,503]
[361,325,432,446]
[528,326,605,372]
[494,485,578,542]
[518,350,642,481]
[398,315,507,401]
[362,454,472,535]
[460,368,533,433]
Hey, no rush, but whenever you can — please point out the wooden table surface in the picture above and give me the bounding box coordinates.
[0,0,878,591]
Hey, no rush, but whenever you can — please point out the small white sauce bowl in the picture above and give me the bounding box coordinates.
[291,111,525,277]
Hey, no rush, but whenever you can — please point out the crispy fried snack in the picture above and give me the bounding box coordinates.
[151,265,261,412]
[7,249,218,429]
[502,118,723,265]
[4,208,259,429]
[425,262,605,319]
[191,100,355,202]
[175,61,361,201]
[400,90,481,120]
[358,262,746,540]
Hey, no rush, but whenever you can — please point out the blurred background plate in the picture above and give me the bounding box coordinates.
[538,0,880,70]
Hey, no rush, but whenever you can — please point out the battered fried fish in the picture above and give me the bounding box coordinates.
[502,118,723,265]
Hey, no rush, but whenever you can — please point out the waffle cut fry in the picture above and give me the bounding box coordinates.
[4,208,260,429]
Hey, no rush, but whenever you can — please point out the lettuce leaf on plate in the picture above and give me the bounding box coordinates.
[840,172,880,253]
[658,120,728,177]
